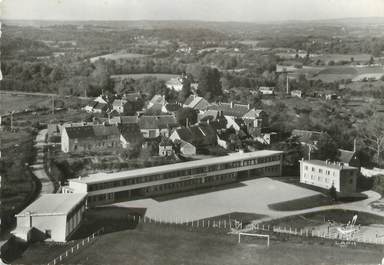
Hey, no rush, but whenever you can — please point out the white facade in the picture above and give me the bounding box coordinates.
[14,194,87,242]
[300,160,358,193]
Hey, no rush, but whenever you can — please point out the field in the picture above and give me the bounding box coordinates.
[113,178,320,221]
[15,224,383,265]
[316,53,373,63]
[0,93,51,115]
[90,52,149,62]
[262,209,384,229]
[110,73,178,81]
[268,194,334,211]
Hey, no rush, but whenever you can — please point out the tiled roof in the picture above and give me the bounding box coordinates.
[118,123,143,142]
[208,102,250,118]
[184,95,210,110]
[174,124,217,147]
[65,124,120,139]
[243,109,264,119]
[149,95,166,105]
[159,137,173,146]
[138,115,178,130]
[164,103,182,112]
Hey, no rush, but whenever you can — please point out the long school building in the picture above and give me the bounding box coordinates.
[63,150,283,205]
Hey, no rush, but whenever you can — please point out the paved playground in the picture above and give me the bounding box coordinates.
[112,178,320,221]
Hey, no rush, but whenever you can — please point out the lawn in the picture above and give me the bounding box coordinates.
[0,93,51,115]
[262,209,384,229]
[268,194,334,211]
[15,224,383,265]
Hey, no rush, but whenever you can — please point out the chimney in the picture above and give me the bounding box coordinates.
[230,102,234,108]
[186,117,189,128]
[247,104,250,110]
[353,138,357,152]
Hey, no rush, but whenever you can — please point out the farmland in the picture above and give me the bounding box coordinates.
[110,73,178,81]
[0,93,51,115]
[89,52,149,62]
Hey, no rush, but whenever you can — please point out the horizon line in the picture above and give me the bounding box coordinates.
[2,16,384,25]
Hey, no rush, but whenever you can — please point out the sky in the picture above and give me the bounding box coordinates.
[1,0,384,22]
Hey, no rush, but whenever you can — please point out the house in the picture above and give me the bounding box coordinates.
[291,129,327,147]
[258,86,275,95]
[291,90,303,98]
[208,102,251,119]
[138,115,178,139]
[61,123,122,153]
[166,77,184,92]
[147,95,167,111]
[161,102,182,114]
[300,159,358,194]
[159,137,174,157]
[242,109,268,129]
[118,123,143,150]
[109,115,139,125]
[183,95,210,112]
[325,94,339,100]
[83,95,111,113]
[170,124,218,154]
[13,193,87,242]
[111,99,138,115]
[337,149,361,167]
[255,132,279,145]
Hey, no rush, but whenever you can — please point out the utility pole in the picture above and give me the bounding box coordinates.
[286,72,290,94]
[51,95,55,115]
[10,111,14,131]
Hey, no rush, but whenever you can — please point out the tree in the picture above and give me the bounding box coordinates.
[178,75,192,103]
[198,67,223,101]
[175,107,197,127]
[329,185,337,201]
[359,114,384,165]
[313,134,339,161]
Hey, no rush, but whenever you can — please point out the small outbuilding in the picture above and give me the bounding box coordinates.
[14,193,87,242]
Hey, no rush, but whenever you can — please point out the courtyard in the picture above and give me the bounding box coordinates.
[112,178,321,221]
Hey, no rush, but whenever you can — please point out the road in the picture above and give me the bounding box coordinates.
[30,129,55,194]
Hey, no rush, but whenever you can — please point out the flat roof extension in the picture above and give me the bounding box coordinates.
[16,193,87,217]
[69,150,283,185]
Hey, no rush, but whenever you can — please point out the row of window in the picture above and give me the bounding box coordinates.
[72,141,120,151]
[88,155,281,192]
[305,166,336,176]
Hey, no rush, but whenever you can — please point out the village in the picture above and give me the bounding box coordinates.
[1,14,384,265]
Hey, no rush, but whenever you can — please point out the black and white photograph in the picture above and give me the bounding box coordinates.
[1,0,384,264]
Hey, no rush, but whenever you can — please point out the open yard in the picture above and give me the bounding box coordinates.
[0,93,51,115]
[113,178,320,221]
[14,224,383,265]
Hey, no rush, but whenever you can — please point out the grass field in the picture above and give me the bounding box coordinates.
[15,224,383,265]
[268,194,334,211]
[90,52,149,62]
[0,94,51,115]
[110,73,178,81]
[262,209,384,229]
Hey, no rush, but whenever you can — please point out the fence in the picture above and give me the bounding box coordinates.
[135,215,384,246]
[46,227,104,265]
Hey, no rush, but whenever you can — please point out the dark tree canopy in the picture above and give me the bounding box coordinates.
[197,67,223,101]
[175,107,198,127]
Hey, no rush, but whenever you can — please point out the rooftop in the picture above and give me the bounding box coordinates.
[69,150,283,185]
[16,193,87,217]
[301,159,358,170]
